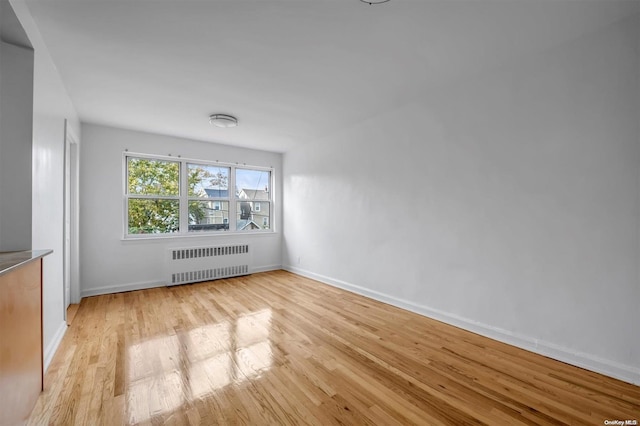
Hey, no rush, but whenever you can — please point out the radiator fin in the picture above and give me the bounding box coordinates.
[171,265,249,285]
[171,244,249,260]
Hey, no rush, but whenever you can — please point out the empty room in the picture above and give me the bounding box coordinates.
[1,0,639,424]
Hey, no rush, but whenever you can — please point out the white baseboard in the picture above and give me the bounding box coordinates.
[284,265,640,386]
[44,320,67,372]
[80,265,283,298]
[251,264,282,274]
[81,280,165,298]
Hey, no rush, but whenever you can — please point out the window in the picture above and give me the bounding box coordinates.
[236,168,271,231]
[188,163,229,232]
[126,157,180,234]
[125,154,273,237]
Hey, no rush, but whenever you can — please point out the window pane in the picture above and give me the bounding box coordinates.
[128,198,179,234]
[236,201,270,230]
[128,157,179,196]
[189,201,229,232]
[188,163,230,198]
[236,169,270,199]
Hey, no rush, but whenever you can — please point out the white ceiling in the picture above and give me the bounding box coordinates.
[25,0,637,153]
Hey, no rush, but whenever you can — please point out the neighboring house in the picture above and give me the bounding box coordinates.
[191,187,270,230]
[236,219,261,231]
[238,188,269,201]
[189,188,230,230]
[204,189,229,198]
[238,188,270,229]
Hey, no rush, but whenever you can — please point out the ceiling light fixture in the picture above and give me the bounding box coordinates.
[360,0,390,4]
[209,114,238,128]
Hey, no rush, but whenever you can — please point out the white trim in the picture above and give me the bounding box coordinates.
[80,264,283,296]
[124,151,274,173]
[43,320,67,372]
[284,265,640,386]
[65,121,79,145]
[81,280,166,298]
[251,264,282,274]
[64,120,81,304]
[120,230,279,242]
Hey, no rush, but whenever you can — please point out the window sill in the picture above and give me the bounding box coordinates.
[121,231,278,242]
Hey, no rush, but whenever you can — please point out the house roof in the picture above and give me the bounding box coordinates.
[204,189,229,198]
[239,189,269,201]
[237,219,261,230]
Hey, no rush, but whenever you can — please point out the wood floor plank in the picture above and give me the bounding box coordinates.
[28,270,640,425]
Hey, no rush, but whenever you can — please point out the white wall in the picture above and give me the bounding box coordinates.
[9,0,81,370]
[283,14,640,384]
[0,3,33,252]
[80,124,282,297]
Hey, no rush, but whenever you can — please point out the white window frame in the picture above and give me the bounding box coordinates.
[186,161,231,233]
[235,166,272,232]
[254,202,261,212]
[123,152,274,238]
[124,154,182,235]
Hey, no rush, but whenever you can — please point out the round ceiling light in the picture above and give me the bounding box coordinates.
[209,114,238,128]
[360,0,390,4]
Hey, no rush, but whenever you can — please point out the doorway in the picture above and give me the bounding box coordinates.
[63,120,79,320]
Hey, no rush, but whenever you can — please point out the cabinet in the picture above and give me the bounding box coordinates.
[0,250,51,426]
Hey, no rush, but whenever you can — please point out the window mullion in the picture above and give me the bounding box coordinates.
[229,166,237,231]
[270,170,274,231]
[180,159,189,234]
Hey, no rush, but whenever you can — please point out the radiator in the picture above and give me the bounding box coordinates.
[165,244,251,286]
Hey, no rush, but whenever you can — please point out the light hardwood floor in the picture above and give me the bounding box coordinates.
[28,270,639,425]
[66,304,80,326]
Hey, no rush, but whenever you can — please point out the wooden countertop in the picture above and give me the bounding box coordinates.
[0,250,52,276]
